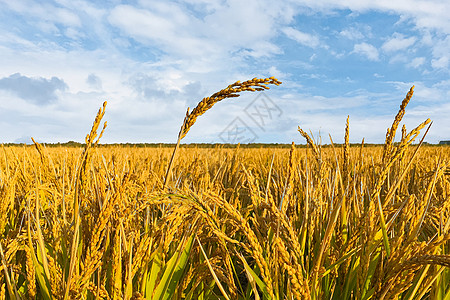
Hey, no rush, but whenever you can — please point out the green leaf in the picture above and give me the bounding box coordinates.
[152,233,194,300]
[196,237,231,300]
[146,244,163,299]
[27,230,52,300]
[360,251,380,300]
[237,253,272,300]
[376,196,391,258]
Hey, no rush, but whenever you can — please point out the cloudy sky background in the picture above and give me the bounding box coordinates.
[0,0,449,144]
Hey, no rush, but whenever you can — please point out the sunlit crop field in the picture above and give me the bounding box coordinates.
[1,80,450,299]
[1,141,449,299]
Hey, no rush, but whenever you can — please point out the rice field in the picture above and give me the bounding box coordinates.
[1,79,450,299]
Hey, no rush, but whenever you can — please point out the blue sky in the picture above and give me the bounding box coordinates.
[0,0,449,144]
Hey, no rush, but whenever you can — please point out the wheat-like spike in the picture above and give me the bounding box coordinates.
[131,234,153,277]
[275,236,310,299]
[298,126,321,161]
[383,86,414,162]
[343,115,350,181]
[77,173,130,292]
[86,282,109,299]
[85,101,107,145]
[281,142,296,213]
[111,228,122,300]
[164,77,281,190]
[180,77,281,139]
[401,255,450,270]
[371,118,431,202]
[0,283,4,300]
[206,191,275,298]
[25,245,36,298]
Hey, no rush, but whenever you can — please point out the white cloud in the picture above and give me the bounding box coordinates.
[389,54,408,65]
[430,35,450,70]
[266,66,286,80]
[0,73,67,104]
[238,41,283,58]
[408,57,426,68]
[108,0,289,61]
[339,27,364,40]
[86,74,102,90]
[282,27,321,48]
[0,0,449,143]
[108,5,186,48]
[352,42,380,61]
[382,33,416,52]
[1,0,81,27]
[291,0,450,34]
[431,56,449,69]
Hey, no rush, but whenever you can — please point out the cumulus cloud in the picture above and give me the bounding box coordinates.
[108,5,179,45]
[431,56,449,69]
[282,27,321,48]
[339,27,364,40]
[108,0,288,60]
[382,33,416,52]
[389,53,408,65]
[1,1,81,28]
[408,57,426,68]
[293,0,450,34]
[127,72,203,102]
[0,0,449,143]
[128,73,181,100]
[0,73,67,104]
[430,35,450,70]
[352,42,380,61]
[86,73,102,90]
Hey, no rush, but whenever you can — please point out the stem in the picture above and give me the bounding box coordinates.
[163,109,188,191]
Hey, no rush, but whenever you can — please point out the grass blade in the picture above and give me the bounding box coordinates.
[196,237,231,300]
[237,253,272,300]
[152,233,195,300]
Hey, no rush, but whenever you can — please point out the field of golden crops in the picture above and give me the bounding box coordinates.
[1,78,450,299]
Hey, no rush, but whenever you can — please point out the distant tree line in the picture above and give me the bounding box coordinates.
[1,141,448,148]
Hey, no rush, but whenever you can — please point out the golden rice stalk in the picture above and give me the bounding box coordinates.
[341,116,350,245]
[180,77,281,139]
[76,173,130,294]
[131,234,153,277]
[241,165,263,209]
[85,101,108,146]
[164,77,281,190]
[86,282,109,300]
[46,252,63,297]
[401,124,407,140]
[0,283,4,300]
[64,101,108,300]
[0,241,19,299]
[343,115,350,181]
[383,86,414,162]
[297,127,321,161]
[25,245,36,298]
[410,254,450,268]
[30,138,60,190]
[112,229,122,300]
[371,118,431,202]
[205,191,275,298]
[281,142,296,213]
[274,237,310,299]
[0,170,17,235]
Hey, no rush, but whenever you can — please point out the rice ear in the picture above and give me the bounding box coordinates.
[180,77,281,139]
[164,77,282,190]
